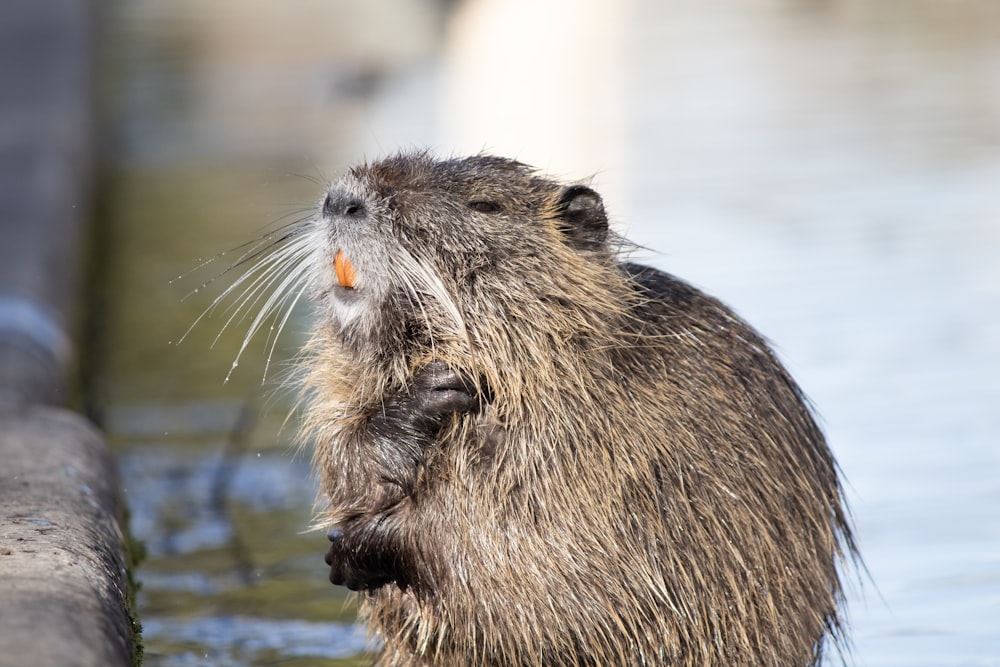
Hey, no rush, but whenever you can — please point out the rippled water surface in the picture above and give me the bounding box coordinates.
[96,0,1000,664]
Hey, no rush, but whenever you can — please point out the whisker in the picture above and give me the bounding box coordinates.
[178,228,305,345]
[393,263,436,353]
[270,165,329,189]
[177,241,290,346]
[263,281,309,383]
[245,239,315,343]
[211,234,315,345]
[261,207,317,229]
[164,165,326,384]
[399,248,469,347]
[224,226,310,276]
[225,248,315,383]
[180,219,311,301]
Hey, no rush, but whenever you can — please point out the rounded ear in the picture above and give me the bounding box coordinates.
[555,185,608,251]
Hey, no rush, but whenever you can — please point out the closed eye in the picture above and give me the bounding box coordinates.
[468,200,503,214]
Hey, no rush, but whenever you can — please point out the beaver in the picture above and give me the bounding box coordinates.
[286,152,854,666]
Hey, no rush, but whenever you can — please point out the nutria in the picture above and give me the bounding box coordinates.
[278,152,854,666]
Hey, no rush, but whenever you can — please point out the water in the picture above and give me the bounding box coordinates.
[94,0,1000,664]
[618,4,1000,664]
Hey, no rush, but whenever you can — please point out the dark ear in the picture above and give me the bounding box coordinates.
[555,185,608,251]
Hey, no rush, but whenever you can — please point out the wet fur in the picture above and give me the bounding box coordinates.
[294,153,854,666]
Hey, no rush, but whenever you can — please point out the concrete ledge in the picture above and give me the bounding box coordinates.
[0,407,136,667]
[0,0,137,662]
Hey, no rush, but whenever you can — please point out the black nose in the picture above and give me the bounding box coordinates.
[322,192,366,218]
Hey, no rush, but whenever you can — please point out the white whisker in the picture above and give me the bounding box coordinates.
[263,281,309,383]
[226,246,315,383]
[398,247,470,348]
[393,264,436,353]
[178,229,309,346]
[180,214,318,387]
[179,221,308,298]
[178,235,300,346]
[211,234,314,347]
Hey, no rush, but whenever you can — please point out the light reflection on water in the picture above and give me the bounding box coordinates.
[100,0,1000,664]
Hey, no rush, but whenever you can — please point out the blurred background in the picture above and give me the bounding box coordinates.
[86,0,1000,664]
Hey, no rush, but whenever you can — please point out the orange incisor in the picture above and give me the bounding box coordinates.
[335,250,357,288]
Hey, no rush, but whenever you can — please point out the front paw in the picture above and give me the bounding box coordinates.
[407,361,483,422]
[373,361,485,438]
[325,528,396,592]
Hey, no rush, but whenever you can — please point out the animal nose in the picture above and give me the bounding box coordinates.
[322,191,366,219]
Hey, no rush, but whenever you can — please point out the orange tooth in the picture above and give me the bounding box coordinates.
[335,250,356,289]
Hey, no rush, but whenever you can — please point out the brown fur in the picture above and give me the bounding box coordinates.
[292,153,854,666]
